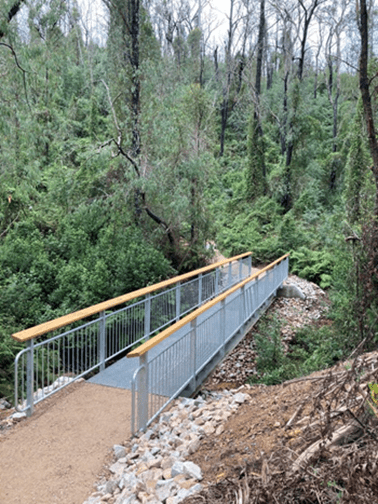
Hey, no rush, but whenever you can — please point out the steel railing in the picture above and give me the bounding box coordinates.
[128,254,289,433]
[12,253,252,415]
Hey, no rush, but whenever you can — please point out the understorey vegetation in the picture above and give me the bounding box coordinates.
[0,0,378,421]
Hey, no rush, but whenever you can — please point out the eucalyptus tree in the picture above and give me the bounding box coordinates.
[359,0,378,217]
[246,0,267,199]
[323,0,351,190]
[268,0,326,211]
[219,0,247,157]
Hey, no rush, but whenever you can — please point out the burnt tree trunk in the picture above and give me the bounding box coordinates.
[359,0,378,216]
[0,0,25,39]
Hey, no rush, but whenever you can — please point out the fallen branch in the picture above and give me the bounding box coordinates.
[291,421,360,473]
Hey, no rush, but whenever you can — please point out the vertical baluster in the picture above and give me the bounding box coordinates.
[26,339,34,416]
[138,353,149,431]
[198,274,203,307]
[99,312,106,372]
[144,294,151,340]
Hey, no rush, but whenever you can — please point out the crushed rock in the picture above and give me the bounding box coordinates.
[83,387,251,504]
[203,274,330,389]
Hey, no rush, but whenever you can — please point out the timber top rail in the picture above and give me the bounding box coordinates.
[127,253,289,358]
[12,252,252,343]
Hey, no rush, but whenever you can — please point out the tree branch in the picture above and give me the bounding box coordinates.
[0,42,30,109]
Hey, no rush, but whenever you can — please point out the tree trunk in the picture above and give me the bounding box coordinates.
[359,0,378,216]
[0,0,25,39]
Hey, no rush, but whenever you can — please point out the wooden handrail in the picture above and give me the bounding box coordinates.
[127,254,289,358]
[12,252,252,343]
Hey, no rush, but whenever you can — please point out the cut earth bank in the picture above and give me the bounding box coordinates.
[83,275,332,504]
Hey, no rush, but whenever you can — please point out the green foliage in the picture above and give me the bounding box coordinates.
[290,247,335,288]
[344,111,372,223]
[246,113,267,200]
[250,316,345,386]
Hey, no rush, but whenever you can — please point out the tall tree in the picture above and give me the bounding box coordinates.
[246,0,267,200]
[359,0,378,216]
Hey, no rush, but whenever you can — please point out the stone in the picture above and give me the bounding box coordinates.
[11,412,26,421]
[182,462,202,481]
[119,473,138,491]
[194,417,205,426]
[215,425,224,436]
[166,498,178,504]
[277,284,306,300]
[114,445,126,460]
[188,483,203,495]
[233,393,248,404]
[109,462,126,477]
[104,480,119,494]
[171,461,185,477]
[155,479,179,502]
[116,494,138,504]
[162,468,172,480]
[179,478,197,490]
[176,488,190,501]
[203,422,215,435]
[141,450,155,463]
[161,456,176,471]
[136,462,149,475]
[147,455,162,469]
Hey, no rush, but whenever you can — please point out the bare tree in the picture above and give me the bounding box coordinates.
[324,0,350,189]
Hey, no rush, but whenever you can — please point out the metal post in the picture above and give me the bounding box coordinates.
[228,261,232,287]
[26,339,34,417]
[220,299,226,355]
[175,283,181,322]
[99,311,106,372]
[144,294,151,339]
[190,319,197,391]
[284,256,289,278]
[138,353,149,431]
[239,259,243,282]
[240,285,246,326]
[215,268,219,295]
[248,255,252,277]
[198,274,203,307]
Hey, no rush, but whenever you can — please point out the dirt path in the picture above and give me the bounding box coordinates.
[0,381,132,504]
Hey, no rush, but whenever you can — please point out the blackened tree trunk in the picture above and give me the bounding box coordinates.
[0,0,25,39]
[246,0,266,200]
[219,0,234,157]
[359,0,378,216]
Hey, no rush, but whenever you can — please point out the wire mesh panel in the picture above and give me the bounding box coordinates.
[14,253,253,415]
[195,307,223,373]
[131,256,289,433]
[15,317,101,412]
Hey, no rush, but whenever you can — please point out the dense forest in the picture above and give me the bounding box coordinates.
[1,0,378,400]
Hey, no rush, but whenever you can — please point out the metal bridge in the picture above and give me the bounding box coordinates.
[12,252,289,432]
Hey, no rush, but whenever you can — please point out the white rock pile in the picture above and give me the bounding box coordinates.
[83,387,251,504]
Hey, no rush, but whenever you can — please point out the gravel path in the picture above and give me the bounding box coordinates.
[0,381,132,504]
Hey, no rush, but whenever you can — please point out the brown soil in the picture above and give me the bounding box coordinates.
[188,379,318,486]
[186,276,330,487]
[0,381,132,504]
